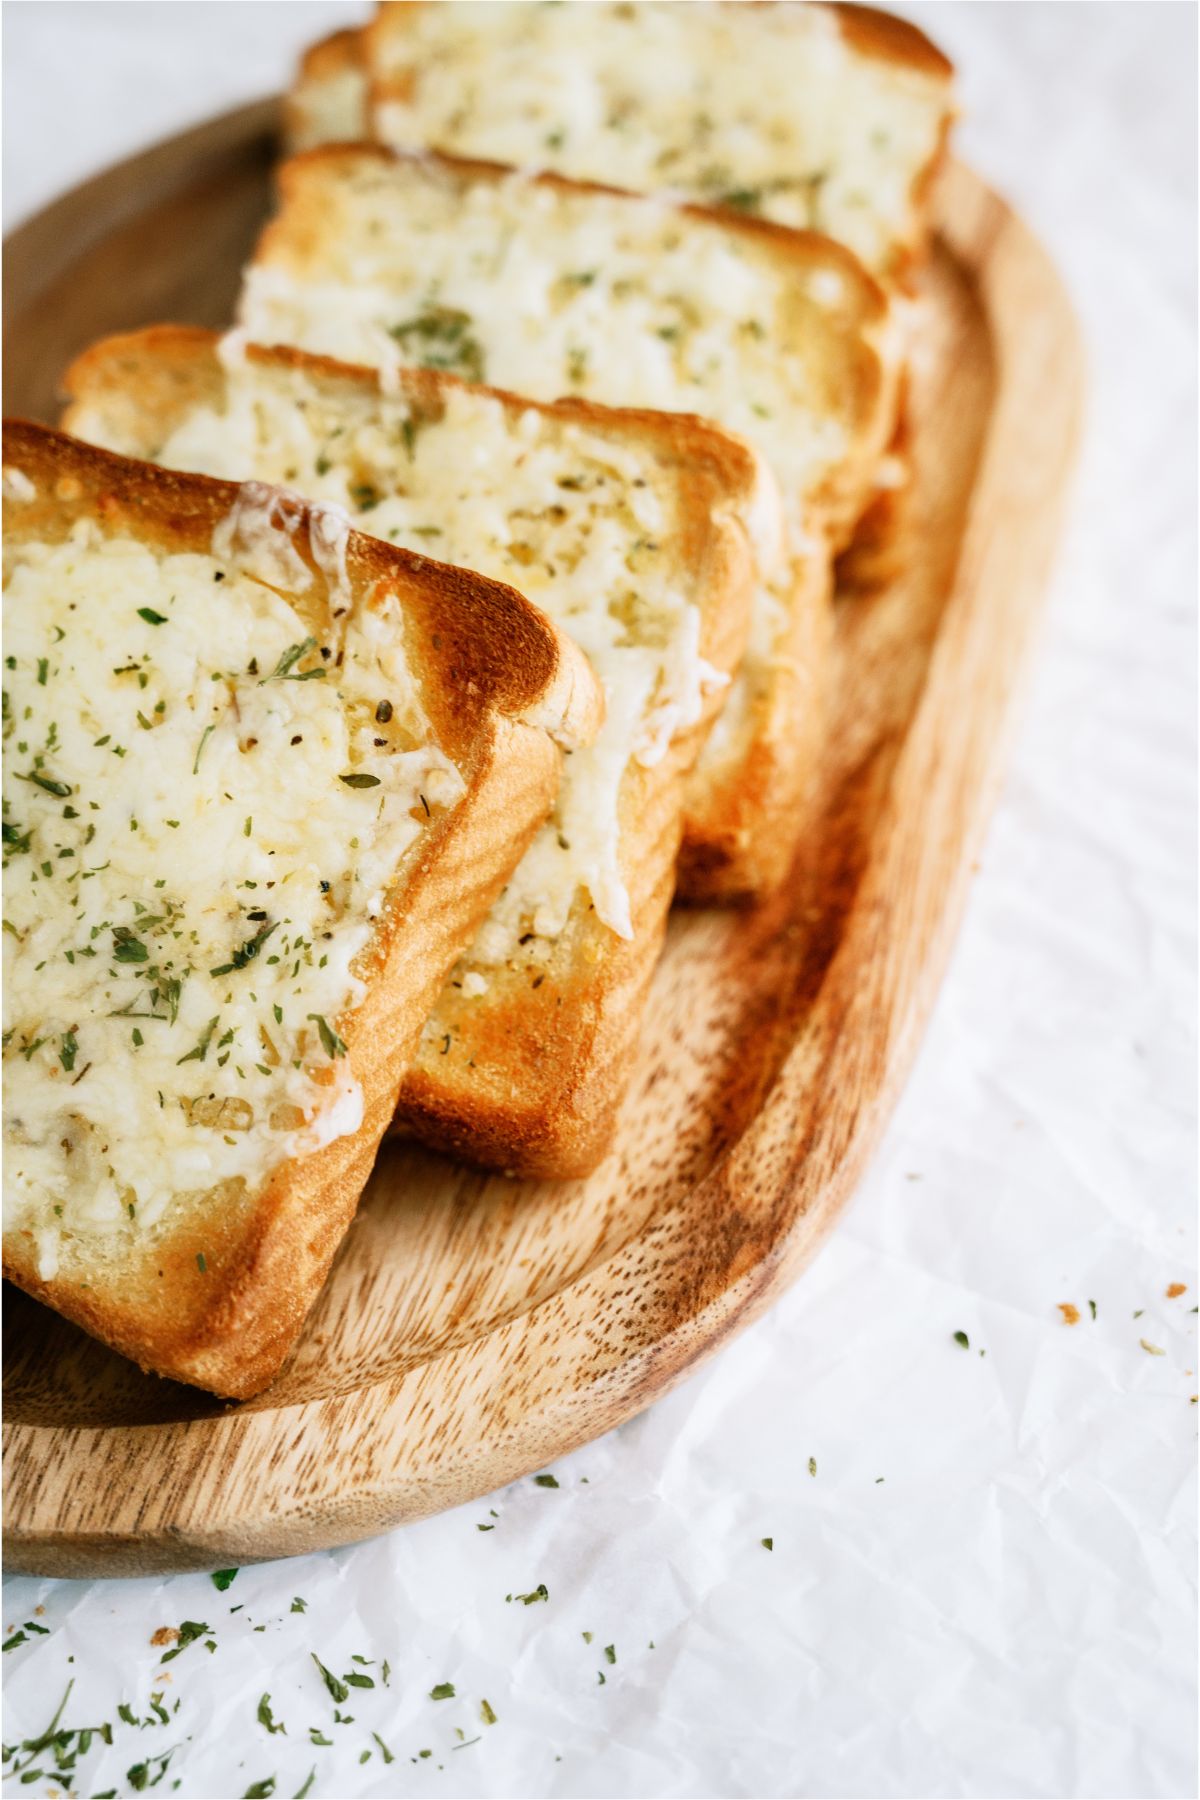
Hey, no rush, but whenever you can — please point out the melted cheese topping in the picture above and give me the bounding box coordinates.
[368,0,949,273]
[3,490,461,1266]
[240,155,873,809]
[74,362,730,957]
[242,161,848,545]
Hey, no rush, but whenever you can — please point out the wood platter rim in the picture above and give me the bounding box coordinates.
[1,110,1083,1576]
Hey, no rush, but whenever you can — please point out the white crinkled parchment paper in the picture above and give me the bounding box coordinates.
[2,4,1195,1796]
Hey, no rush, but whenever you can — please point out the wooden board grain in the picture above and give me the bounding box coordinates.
[2,107,1082,1575]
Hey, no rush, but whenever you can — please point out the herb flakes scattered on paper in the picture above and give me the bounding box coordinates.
[311,1656,348,1705]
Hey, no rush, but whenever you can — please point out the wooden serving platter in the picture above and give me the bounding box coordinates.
[2,105,1081,1576]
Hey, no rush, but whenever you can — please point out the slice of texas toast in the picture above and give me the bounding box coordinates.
[285,26,368,153]
[2,421,599,1389]
[354,1,955,280]
[62,329,768,1174]
[238,144,901,899]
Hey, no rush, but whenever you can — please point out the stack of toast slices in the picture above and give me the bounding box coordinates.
[3,1,956,1398]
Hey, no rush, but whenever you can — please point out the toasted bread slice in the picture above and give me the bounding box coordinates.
[284,26,368,153]
[1,421,599,1391]
[238,144,900,898]
[353,1,954,280]
[62,327,768,1175]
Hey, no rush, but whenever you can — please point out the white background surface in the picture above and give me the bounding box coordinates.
[2,4,1196,1798]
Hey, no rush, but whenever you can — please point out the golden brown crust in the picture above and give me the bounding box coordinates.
[828,3,954,79]
[1,421,600,1392]
[395,747,687,1178]
[298,26,363,85]
[59,329,765,1178]
[61,324,227,444]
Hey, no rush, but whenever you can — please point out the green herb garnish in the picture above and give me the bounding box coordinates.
[158,1621,210,1664]
[210,918,278,977]
[193,724,215,773]
[177,1016,219,1066]
[260,639,327,684]
[257,1694,285,1735]
[510,1584,549,1606]
[389,306,486,383]
[20,770,71,798]
[307,1014,347,1059]
[718,187,763,211]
